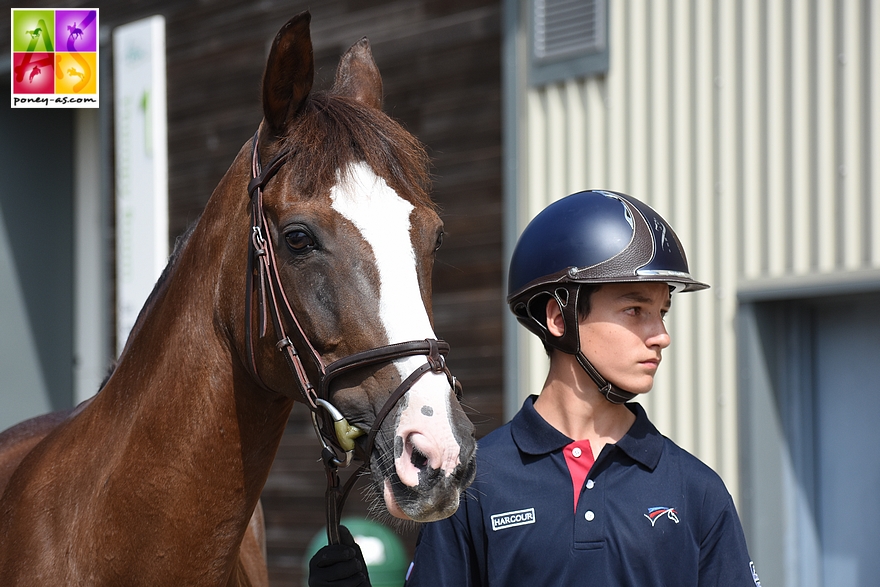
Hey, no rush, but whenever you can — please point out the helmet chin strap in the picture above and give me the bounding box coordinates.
[543,283,636,404]
[574,350,636,404]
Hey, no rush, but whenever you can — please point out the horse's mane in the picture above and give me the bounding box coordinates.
[133,220,198,330]
[282,92,436,210]
[98,222,198,390]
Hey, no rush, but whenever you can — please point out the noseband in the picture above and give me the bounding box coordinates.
[244,130,461,543]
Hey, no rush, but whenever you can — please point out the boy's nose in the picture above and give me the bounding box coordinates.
[648,322,671,348]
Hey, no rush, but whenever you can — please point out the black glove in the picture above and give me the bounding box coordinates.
[308,525,372,587]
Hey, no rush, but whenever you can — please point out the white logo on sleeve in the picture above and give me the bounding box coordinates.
[750,561,762,586]
[491,508,536,531]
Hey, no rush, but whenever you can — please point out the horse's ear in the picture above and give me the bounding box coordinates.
[332,37,383,110]
[261,11,314,137]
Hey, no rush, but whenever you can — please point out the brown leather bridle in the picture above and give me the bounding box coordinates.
[244,130,461,543]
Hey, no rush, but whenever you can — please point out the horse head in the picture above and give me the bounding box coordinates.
[236,12,476,523]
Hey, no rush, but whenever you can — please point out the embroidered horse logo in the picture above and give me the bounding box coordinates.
[644,506,680,527]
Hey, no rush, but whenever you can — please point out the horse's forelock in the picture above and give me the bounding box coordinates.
[281,93,435,210]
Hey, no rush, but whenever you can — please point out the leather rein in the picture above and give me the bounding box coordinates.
[244,130,460,544]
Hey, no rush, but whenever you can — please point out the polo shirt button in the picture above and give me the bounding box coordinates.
[586,479,595,490]
[572,447,582,458]
[584,510,595,521]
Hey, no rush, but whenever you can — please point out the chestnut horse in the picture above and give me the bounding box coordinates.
[0,12,476,586]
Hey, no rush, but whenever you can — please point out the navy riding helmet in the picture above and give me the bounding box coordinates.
[507,190,708,404]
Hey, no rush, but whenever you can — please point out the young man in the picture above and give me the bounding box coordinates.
[402,190,761,586]
[309,190,760,587]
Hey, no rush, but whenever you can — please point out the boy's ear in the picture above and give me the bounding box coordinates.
[545,298,566,338]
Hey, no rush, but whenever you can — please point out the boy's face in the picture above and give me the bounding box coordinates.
[578,282,672,395]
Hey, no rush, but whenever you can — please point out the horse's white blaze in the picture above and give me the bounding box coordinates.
[331,163,461,487]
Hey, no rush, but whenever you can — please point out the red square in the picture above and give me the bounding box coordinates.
[13,52,54,94]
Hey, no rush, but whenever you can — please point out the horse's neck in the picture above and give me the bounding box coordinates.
[105,319,291,494]
[108,202,291,490]
[82,197,292,571]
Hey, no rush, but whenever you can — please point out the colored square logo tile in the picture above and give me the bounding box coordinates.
[12,52,54,94]
[56,52,97,94]
[12,10,55,52]
[55,10,98,52]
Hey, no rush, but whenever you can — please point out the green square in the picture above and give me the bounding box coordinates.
[12,9,55,52]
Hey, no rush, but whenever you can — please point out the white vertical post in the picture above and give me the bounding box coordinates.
[112,16,168,356]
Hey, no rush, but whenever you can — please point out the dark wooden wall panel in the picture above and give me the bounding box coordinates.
[4,1,502,584]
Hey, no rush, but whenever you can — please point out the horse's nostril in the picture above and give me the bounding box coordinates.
[410,447,428,470]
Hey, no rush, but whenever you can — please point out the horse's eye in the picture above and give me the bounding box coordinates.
[285,230,315,252]
[434,231,444,252]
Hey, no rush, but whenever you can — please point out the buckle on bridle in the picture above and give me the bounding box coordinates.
[251,226,268,257]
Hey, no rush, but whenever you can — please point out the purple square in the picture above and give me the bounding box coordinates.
[55,10,98,52]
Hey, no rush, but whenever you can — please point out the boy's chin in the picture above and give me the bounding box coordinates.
[614,378,655,396]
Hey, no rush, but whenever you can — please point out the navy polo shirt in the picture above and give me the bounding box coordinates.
[405,396,760,587]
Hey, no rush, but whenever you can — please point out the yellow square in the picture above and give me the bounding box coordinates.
[55,52,97,95]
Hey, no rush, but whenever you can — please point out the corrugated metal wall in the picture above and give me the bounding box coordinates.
[508,0,880,497]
